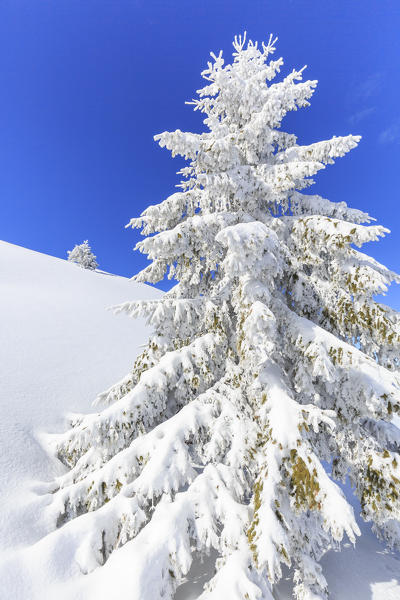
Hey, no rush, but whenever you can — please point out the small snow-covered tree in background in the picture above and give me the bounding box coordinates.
[67,240,98,270]
[48,34,400,600]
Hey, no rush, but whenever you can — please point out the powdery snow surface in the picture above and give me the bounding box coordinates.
[0,241,160,598]
[0,240,399,600]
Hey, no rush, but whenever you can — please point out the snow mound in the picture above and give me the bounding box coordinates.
[0,241,399,600]
[0,241,161,597]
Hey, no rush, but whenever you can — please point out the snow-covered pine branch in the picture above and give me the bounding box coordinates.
[67,240,98,270]
[48,33,400,600]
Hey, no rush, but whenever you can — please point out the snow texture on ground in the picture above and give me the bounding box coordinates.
[0,241,399,599]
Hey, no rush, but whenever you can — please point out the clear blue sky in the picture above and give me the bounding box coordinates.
[1,1,400,305]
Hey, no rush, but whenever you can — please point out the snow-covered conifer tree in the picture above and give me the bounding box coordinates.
[48,34,400,599]
[67,240,98,270]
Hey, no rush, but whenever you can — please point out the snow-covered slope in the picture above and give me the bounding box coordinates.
[0,241,161,597]
[0,241,399,600]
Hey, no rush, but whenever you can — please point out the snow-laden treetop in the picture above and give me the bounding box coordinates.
[67,240,98,270]
[48,34,400,600]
